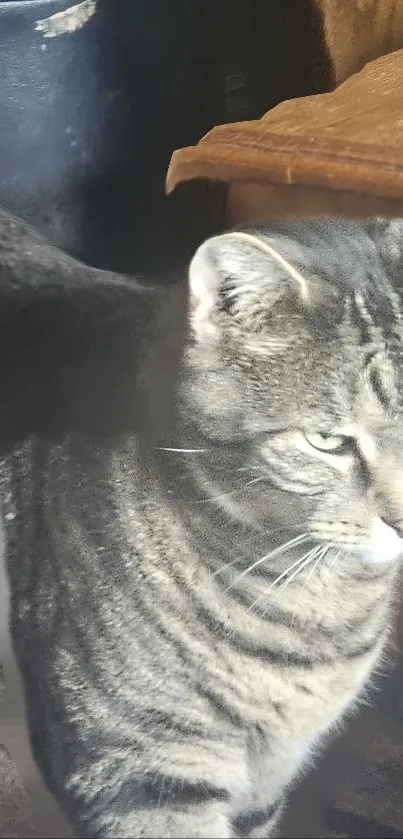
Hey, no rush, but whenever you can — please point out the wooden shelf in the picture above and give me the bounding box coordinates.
[167,48,403,219]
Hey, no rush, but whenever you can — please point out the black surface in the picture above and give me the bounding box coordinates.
[0,1,329,277]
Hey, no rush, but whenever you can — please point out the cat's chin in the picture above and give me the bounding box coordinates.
[358,519,403,565]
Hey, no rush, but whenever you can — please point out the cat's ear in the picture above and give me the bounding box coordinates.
[189,230,321,342]
[371,218,403,269]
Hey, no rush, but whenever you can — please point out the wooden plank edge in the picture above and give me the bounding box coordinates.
[166,141,403,200]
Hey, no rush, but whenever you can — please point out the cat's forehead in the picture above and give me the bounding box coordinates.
[241,308,403,433]
[339,288,403,416]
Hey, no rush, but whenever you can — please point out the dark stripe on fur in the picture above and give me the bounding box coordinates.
[196,684,245,727]
[133,708,222,743]
[195,602,377,666]
[225,586,377,640]
[100,774,230,813]
[369,364,390,408]
[233,801,280,836]
[194,604,316,667]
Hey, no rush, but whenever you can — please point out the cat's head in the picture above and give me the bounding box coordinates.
[183,218,403,565]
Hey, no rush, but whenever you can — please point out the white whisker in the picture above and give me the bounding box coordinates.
[287,546,327,632]
[156,447,206,454]
[194,475,267,506]
[271,547,322,598]
[325,549,342,575]
[245,477,265,488]
[282,545,330,660]
[212,526,309,578]
[265,544,316,593]
[223,533,310,591]
[305,545,329,585]
[250,545,321,614]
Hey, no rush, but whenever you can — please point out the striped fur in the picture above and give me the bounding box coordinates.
[2,218,403,837]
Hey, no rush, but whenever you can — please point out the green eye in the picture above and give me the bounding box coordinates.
[304,431,349,453]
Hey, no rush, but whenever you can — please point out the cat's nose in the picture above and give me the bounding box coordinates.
[381,516,403,540]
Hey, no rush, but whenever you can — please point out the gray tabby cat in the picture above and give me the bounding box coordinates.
[2,216,403,838]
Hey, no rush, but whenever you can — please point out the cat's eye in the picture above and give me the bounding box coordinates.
[304,431,352,454]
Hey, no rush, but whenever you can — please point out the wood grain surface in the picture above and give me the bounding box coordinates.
[167,48,403,217]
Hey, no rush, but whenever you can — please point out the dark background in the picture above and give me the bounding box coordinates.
[0,0,329,277]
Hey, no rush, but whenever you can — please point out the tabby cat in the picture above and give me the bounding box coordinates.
[2,216,403,838]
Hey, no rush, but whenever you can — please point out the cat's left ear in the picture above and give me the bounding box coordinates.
[188,229,331,343]
[370,218,403,270]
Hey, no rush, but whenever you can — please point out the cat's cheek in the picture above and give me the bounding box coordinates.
[363,518,403,564]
